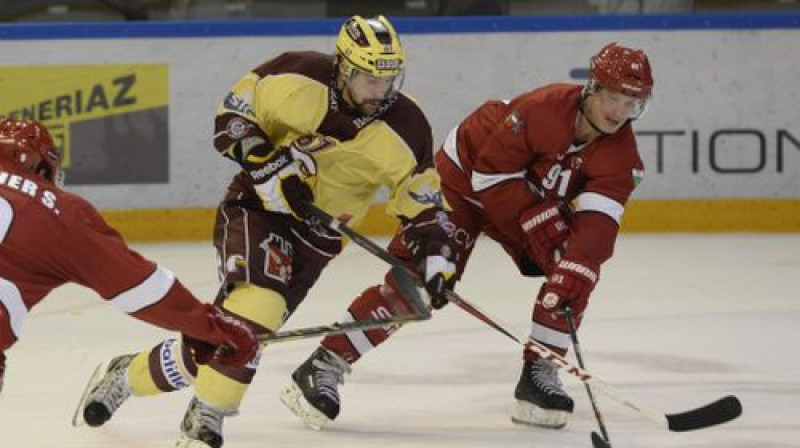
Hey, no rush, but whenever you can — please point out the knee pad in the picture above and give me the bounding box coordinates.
[222,283,288,333]
[192,283,286,412]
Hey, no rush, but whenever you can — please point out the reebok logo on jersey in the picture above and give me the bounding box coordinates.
[249,154,290,181]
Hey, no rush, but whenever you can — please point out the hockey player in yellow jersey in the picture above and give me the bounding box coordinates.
[74,15,455,448]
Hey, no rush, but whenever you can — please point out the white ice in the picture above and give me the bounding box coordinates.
[1,234,798,447]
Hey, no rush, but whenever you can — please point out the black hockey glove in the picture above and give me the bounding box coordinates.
[242,135,333,220]
[401,208,457,309]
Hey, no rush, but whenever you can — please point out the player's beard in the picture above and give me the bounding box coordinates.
[341,81,385,117]
[356,99,384,116]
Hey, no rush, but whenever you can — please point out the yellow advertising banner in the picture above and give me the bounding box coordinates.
[0,64,169,184]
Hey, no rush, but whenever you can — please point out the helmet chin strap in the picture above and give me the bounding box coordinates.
[577,96,610,137]
[578,92,635,138]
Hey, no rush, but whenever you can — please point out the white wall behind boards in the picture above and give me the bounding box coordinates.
[1,21,797,209]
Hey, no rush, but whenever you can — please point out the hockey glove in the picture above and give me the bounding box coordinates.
[243,135,330,220]
[401,208,457,309]
[537,256,600,320]
[183,304,259,368]
[520,201,569,275]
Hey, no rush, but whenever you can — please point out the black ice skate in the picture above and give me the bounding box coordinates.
[175,396,235,448]
[72,354,134,427]
[280,346,351,430]
[512,358,574,429]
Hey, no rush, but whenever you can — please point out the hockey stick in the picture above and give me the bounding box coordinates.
[563,307,612,448]
[302,202,522,344]
[257,265,430,345]
[525,330,742,432]
[302,203,742,432]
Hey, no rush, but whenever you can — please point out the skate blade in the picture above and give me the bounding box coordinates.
[511,400,568,429]
[174,434,217,448]
[279,382,331,431]
[71,361,109,427]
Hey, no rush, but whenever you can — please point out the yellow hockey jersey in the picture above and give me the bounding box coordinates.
[213,51,445,229]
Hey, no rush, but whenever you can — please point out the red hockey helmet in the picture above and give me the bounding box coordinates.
[589,42,653,100]
[0,118,62,184]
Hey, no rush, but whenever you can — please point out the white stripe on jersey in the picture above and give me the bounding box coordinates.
[471,169,526,193]
[529,322,571,350]
[441,125,463,171]
[0,277,26,339]
[575,192,625,224]
[111,266,175,314]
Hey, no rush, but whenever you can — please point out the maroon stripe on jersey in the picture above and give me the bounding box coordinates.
[379,94,434,172]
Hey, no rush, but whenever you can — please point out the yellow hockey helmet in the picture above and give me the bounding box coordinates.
[336,15,405,78]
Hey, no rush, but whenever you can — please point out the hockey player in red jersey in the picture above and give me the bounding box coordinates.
[286,42,653,430]
[0,118,258,397]
[76,15,454,447]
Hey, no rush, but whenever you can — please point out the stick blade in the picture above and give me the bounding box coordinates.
[666,395,742,432]
[591,431,612,448]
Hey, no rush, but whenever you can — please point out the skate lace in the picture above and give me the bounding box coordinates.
[529,359,565,397]
[312,352,351,404]
[190,399,225,435]
[92,358,132,412]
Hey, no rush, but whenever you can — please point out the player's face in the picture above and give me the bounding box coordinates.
[585,88,646,133]
[342,69,398,115]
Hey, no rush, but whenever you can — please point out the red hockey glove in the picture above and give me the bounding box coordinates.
[243,135,332,220]
[520,202,569,275]
[401,208,456,309]
[538,256,600,320]
[184,304,259,367]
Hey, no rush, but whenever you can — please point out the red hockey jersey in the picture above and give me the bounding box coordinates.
[0,161,218,350]
[438,83,644,266]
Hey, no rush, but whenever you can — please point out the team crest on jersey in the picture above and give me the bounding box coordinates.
[504,110,524,135]
[226,117,250,139]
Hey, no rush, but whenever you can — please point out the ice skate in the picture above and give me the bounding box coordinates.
[280,346,351,430]
[512,358,574,429]
[174,396,234,448]
[72,354,134,427]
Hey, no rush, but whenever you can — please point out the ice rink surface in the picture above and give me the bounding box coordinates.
[1,234,798,448]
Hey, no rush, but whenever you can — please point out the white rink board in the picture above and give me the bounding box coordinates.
[0,21,798,208]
